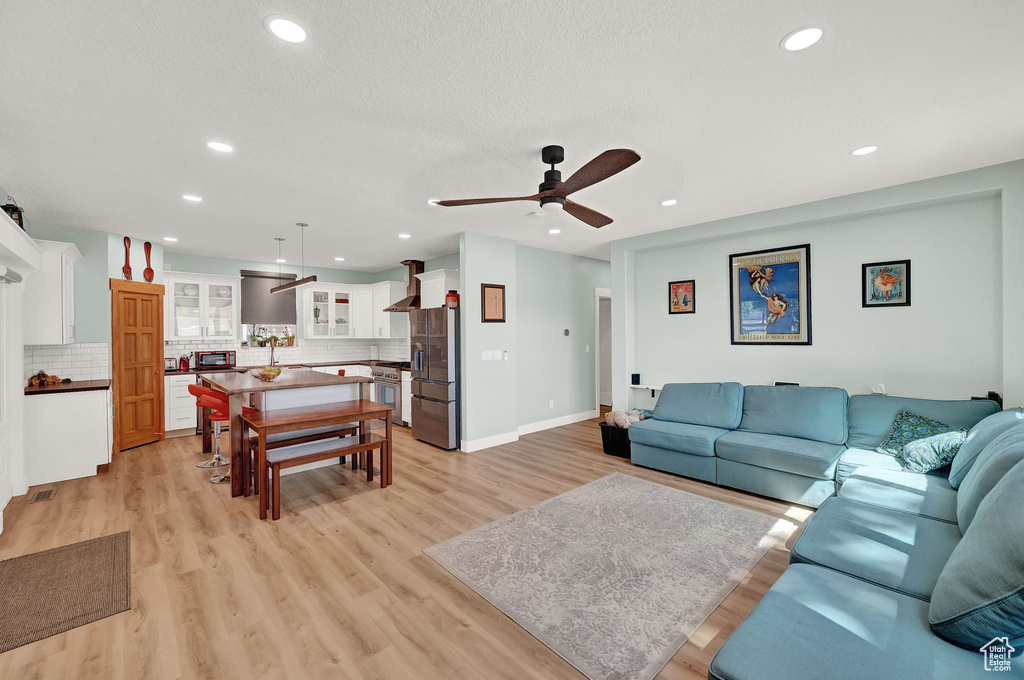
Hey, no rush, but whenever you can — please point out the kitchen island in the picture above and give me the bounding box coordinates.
[198,369,373,496]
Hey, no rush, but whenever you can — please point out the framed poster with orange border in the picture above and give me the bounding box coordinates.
[668,280,695,314]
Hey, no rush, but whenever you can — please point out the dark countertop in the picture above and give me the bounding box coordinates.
[25,379,111,396]
[197,369,371,395]
[165,359,409,375]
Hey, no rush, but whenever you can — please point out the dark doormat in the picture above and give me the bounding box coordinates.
[0,531,130,653]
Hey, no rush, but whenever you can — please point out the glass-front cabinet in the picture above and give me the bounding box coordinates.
[165,273,239,341]
[306,285,354,338]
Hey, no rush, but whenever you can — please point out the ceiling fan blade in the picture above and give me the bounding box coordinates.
[434,195,538,207]
[564,200,613,228]
[554,149,640,197]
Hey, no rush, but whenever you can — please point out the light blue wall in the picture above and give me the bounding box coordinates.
[25,221,113,344]
[516,246,610,427]
[459,232,518,444]
[371,252,460,283]
[610,159,1024,410]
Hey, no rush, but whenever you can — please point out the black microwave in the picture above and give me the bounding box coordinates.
[196,350,236,369]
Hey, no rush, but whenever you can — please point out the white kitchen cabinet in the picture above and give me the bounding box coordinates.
[416,269,460,309]
[23,240,81,345]
[350,289,373,338]
[25,387,112,486]
[304,282,406,340]
[371,281,409,339]
[401,371,412,426]
[164,373,197,433]
[164,272,239,342]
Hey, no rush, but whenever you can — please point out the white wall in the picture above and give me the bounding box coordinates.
[612,159,1024,411]
[599,299,611,406]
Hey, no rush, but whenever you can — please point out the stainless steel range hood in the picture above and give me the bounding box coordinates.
[384,259,425,312]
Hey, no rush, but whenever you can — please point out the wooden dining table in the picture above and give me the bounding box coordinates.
[198,369,373,497]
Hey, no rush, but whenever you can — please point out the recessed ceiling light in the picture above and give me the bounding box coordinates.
[206,141,233,153]
[660,199,678,207]
[182,194,202,202]
[275,258,286,263]
[163,237,178,242]
[398,234,411,239]
[548,229,561,234]
[265,16,307,43]
[851,145,879,156]
[781,26,823,51]
[334,257,345,261]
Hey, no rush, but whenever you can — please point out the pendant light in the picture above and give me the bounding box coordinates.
[271,223,318,294]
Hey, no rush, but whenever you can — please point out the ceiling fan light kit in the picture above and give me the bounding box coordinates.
[434,144,639,228]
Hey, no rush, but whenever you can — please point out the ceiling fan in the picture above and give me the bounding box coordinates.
[434,145,640,228]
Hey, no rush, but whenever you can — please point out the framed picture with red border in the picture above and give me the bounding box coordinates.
[668,280,695,314]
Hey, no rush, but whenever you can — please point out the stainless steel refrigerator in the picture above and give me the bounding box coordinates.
[410,307,460,449]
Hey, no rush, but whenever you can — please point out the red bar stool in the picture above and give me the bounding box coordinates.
[189,384,254,485]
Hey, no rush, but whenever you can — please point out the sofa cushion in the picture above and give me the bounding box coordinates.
[948,407,1024,488]
[715,431,844,480]
[847,394,998,451]
[899,430,968,474]
[737,385,848,445]
[931,459,1024,650]
[875,410,965,458]
[651,382,743,429]
[627,418,726,457]
[835,447,907,486]
[956,423,1024,532]
[790,497,962,600]
[838,467,958,523]
[708,565,983,680]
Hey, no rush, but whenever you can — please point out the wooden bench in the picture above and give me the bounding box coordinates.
[241,400,393,520]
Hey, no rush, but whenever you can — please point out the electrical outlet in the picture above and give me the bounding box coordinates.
[549,399,554,408]
[586,344,590,353]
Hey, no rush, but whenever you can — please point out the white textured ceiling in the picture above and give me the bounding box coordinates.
[1,1,1023,271]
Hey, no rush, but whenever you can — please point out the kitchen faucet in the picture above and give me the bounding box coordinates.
[269,344,277,366]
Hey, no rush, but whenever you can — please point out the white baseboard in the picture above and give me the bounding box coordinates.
[12,475,28,497]
[518,409,599,436]
[460,431,519,453]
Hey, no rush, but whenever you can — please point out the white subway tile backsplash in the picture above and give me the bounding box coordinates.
[162,338,409,366]
[24,342,111,381]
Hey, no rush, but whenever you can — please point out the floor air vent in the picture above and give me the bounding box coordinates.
[30,489,56,503]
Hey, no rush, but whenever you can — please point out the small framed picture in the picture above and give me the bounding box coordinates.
[862,260,910,307]
[481,283,506,322]
[668,280,695,314]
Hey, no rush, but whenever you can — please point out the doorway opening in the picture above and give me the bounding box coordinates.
[594,288,611,409]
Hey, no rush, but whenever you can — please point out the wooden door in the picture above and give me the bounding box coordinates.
[111,279,165,451]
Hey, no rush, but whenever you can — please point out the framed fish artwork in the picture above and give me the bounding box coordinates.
[668,280,695,314]
[862,260,910,307]
[729,244,811,345]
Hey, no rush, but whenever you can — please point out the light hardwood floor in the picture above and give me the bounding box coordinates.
[0,416,811,680]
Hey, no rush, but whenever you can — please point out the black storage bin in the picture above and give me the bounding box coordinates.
[599,422,631,458]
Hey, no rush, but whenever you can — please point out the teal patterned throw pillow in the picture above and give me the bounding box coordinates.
[876,410,959,457]
[900,430,969,473]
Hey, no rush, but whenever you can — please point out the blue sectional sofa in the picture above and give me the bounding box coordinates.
[709,410,1024,679]
[628,382,1001,507]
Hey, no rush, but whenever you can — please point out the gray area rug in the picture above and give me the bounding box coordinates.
[425,473,792,680]
[0,532,131,653]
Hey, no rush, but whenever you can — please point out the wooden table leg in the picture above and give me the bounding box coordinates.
[366,449,374,482]
[242,426,252,496]
[384,416,393,487]
[258,434,268,520]
[228,393,243,497]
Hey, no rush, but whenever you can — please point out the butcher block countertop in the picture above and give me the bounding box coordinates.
[25,379,111,396]
[198,369,370,395]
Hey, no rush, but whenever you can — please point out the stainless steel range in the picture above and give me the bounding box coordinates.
[371,361,410,426]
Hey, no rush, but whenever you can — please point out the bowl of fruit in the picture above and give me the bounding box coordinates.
[251,366,282,382]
